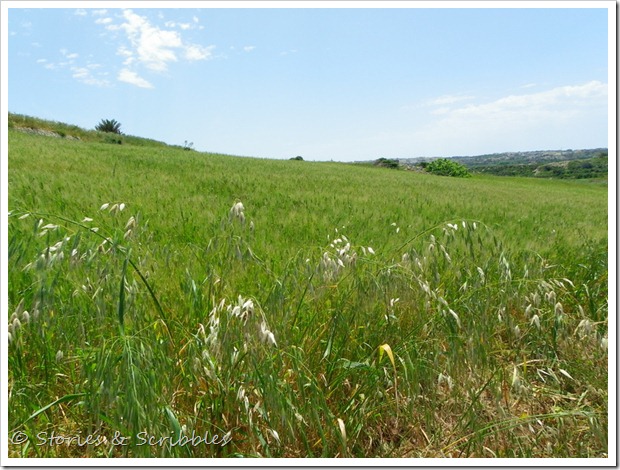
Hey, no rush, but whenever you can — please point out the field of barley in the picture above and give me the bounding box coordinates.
[7,123,608,459]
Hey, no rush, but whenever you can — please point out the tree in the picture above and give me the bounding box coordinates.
[425,158,471,177]
[95,119,122,134]
[374,157,399,169]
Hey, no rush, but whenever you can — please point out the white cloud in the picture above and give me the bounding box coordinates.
[184,44,214,61]
[409,81,608,155]
[445,81,607,120]
[108,9,214,77]
[95,17,113,25]
[118,69,153,89]
[38,49,109,86]
[71,66,109,87]
[426,94,475,106]
[243,45,256,52]
[116,45,134,67]
[114,10,182,72]
[74,9,87,17]
[165,20,192,30]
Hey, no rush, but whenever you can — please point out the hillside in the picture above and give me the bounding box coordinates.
[7,115,608,458]
[8,113,176,149]
[398,148,607,167]
[449,148,608,167]
[396,148,608,180]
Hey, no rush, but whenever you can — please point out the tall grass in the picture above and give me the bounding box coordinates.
[7,129,608,458]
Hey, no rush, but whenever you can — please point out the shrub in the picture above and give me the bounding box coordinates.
[95,119,122,134]
[425,158,471,177]
[374,157,399,169]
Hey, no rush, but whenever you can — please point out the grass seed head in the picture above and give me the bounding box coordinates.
[259,322,277,347]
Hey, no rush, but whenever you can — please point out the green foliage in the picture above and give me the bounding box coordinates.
[95,118,122,134]
[8,113,89,140]
[425,158,471,177]
[470,152,608,180]
[290,156,304,161]
[374,157,400,169]
[8,113,169,148]
[7,120,608,458]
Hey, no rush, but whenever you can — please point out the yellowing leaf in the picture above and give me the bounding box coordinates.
[379,343,395,369]
[337,417,347,443]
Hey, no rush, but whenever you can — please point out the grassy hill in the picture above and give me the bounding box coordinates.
[397,148,608,180]
[7,117,608,458]
[467,152,608,180]
[8,113,176,148]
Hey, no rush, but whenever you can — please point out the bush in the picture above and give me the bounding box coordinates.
[425,158,471,177]
[374,157,399,169]
[95,119,122,134]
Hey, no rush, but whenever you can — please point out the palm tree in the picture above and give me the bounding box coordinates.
[95,119,122,134]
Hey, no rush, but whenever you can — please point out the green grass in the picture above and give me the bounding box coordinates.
[7,124,608,458]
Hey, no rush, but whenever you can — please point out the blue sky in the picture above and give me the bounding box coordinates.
[5,2,612,161]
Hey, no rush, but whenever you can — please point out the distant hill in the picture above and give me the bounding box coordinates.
[396,148,608,180]
[398,148,607,167]
[450,148,608,167]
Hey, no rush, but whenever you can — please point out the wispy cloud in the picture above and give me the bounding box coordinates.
[425,94,475,106]
[164,20,193,30]
[243,45,256,52]
[184,44,215,61]
[37,9,215,89]
[409,81,608,155]
[118,69,153,89]
[100,9,214,87]
[72,66,110,87]
[36,47,109,86]
[443,81,607,120]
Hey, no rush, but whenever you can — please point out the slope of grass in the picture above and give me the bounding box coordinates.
[8,113,172,148]
[7,127,608,458]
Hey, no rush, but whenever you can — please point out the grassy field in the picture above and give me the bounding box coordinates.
[7,124,608,458]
